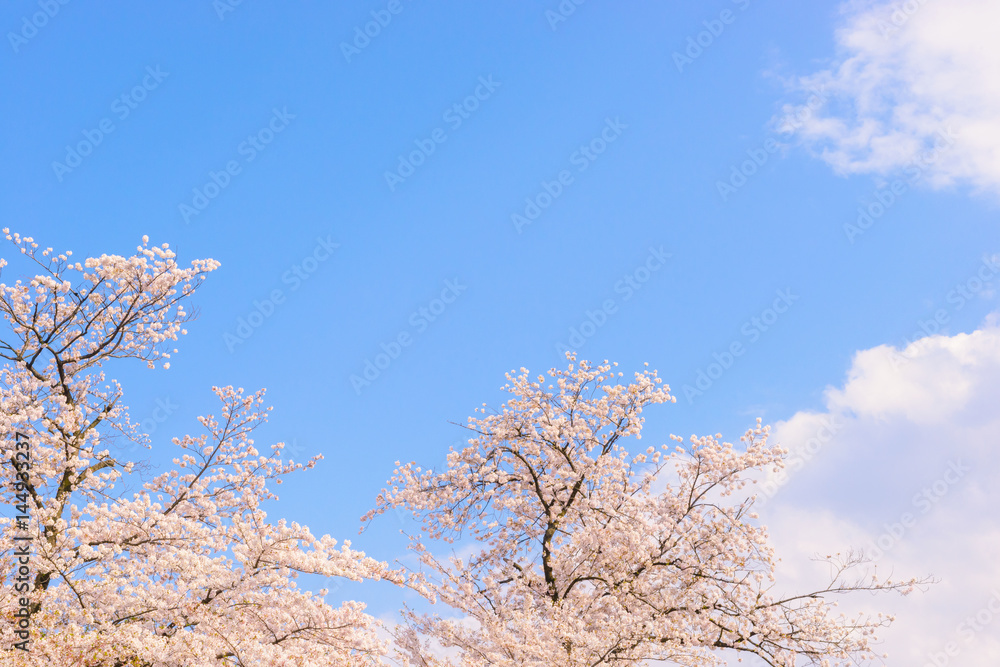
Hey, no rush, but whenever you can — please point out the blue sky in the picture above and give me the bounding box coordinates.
[3,1,1000,662]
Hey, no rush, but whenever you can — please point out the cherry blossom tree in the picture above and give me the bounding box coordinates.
[0,232,414,666]
[369,357,922,667]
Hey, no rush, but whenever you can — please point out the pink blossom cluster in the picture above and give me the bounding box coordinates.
[0,234,920,666]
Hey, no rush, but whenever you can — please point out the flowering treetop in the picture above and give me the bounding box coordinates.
[0,233,421,666]
[370,356,921,667]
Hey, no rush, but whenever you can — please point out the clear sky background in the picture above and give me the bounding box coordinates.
[2,1,999,664]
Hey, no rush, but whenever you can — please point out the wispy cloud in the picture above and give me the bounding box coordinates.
[777,0,1000,196]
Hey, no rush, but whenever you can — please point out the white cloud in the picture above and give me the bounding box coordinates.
[757,320,1000,666]
[778,0,1000,194]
